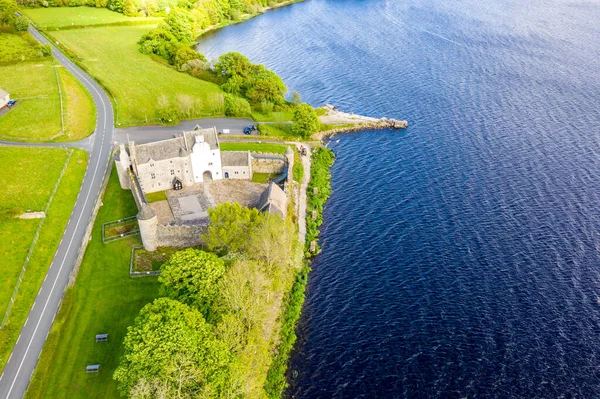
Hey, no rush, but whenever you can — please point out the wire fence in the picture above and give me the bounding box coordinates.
[129,246,162,277]
[1,149,73,328]
[101,216,139,243]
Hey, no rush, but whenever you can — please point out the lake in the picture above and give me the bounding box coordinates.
[198,0,600,397]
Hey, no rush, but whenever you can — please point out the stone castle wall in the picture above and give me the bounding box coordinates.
[156,224,206,248]
[252,158,285,174]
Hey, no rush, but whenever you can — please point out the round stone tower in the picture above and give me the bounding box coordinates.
[137,204,158,251]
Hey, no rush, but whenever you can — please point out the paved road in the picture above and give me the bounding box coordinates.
[0,26,114,399]
[115,117,255,143]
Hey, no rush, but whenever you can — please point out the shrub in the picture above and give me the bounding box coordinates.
[14,16,29,31]
[292,103,320,138]
[41,43,52,56]
[224,94,251,117]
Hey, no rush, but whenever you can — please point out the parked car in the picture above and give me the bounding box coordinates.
[7,100,16,107]
[243,124,256,135]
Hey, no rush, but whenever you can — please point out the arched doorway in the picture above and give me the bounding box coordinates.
[203,171,213,182]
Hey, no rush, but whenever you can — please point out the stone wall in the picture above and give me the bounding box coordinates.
[137,157,193,194]
[252,158,285,174]
[156,224,206,248]
[223,165,252,179]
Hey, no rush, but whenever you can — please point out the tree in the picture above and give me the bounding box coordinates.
[213,52,252,79]
[0,0,18,27]
[113,298,231,398]
[223,94,251,117]
[292,103,320,138]
[164,8,195,43]
[247,213,294,271]
[14,15,28,31]
[174,46,205,70]
[159,248,226,312]
[290,90,302,105]
[245,67,286,104]
[203,202,260,253]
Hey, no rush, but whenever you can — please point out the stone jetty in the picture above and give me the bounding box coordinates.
[313,104,408,140]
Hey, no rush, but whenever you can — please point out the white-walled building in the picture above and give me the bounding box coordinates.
[0,88,9,109]
[116,127,253,194]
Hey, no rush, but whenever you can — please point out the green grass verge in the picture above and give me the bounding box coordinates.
[22,7,162,30]
[0,57,95,142]
[145,190,167,203]
[0,147,88,374]
[26,167,161,399]
[257,123,295,137]
[221,142,289,154]
[35,21,225,126]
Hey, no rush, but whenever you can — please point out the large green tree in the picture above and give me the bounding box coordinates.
[246,66,286,104]
[292,103,320,138]
[159,248,226,311]
[0,0,18,27]
[113,298,231,398]
[203,202,260,253]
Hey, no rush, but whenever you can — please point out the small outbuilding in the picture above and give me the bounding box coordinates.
[257,182,287,218]
[0,88,9,109]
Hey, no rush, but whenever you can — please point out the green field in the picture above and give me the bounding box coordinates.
[221,142,289,154]
[37,21,225,126]
[26,168,161,399]
[0,147,87,373]
[0,58,96,142]
[23,7,162,29]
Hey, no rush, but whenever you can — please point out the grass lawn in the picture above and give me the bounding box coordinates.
[39,22,225,126]
[221,142,289,154]
[145,190,167,203]
[0,58,96,142]
[26,168,161,399]
[257,123,295,137]
[23,7,162,29]
[252,172,272,183]
[0,147,87,373]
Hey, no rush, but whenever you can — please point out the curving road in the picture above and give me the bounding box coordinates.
[0,26,114,399]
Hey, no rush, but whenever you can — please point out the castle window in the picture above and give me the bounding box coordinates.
[150,163,154,167]
[208,162,213,166]
[170,160,173,163]
[170,170,175,175]
[243,171,246,174]
[151,173,156,179]
[235,171,239,174]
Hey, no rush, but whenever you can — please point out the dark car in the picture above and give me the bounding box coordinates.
[7,100,16,107]
[243,124,256,135]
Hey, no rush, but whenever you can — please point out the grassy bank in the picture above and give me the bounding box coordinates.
[0,57,95,142]
[25,168,161,399]
[0,147,87,373]
[23,7,162,29]
[221,142,289,154]
[44,23,225,126]
[263,146,334,397]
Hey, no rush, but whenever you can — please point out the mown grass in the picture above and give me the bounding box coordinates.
[145,190,167,203]
[0,32,42,63]
[41,23,225,126]
[26,168,161,399]
[252,172,272,183]
[23,7,162,29]
[221,142,289,154]
[0,58,95,142]
[0,147,88,374]
[258,123,295,137]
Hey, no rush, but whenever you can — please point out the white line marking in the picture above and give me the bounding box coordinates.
[5,26,112,399]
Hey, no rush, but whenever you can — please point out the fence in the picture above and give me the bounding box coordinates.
[101,216,139,243]
[129,246,162,277]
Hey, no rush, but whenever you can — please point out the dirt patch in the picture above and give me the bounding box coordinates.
[208,180,267,208]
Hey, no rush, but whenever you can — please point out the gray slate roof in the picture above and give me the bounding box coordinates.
[221,151,250,167]
[257,182,287,218]
[133,127,218,164]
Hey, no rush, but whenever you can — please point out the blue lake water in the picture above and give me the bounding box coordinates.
[198,0,600,397]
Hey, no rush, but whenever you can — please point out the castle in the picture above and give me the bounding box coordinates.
[115,127,293,251]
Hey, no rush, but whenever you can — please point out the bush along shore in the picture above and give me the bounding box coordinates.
[264,146,336,398]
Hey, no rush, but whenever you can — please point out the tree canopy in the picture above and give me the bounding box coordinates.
[159,248,226,312]
[292,103,320,138]
[0,0,18,27]
[203,202,261,253]
[113,298,231,398]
